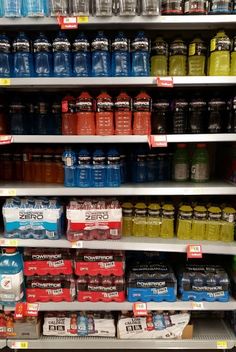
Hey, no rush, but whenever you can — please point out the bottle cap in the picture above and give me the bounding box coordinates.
[5,247,17,254]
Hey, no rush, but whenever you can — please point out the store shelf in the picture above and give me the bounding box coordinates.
[1,77,236,89]
[4,298,236,312]
[0,340,6,349]
[6,320,236,350]
[1,15,236,29]
[3,236,236,255]
[0,181,235,196]
[8,134,236,144]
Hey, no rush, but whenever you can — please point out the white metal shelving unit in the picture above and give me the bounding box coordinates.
[1,11,236,351]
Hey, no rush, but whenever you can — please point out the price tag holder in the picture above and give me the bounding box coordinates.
[0,135,13,145]
[0,239,18,247]
[11,341,28,349]
[77,16,89,23]
[217,340,228,349]
[14,302,25,319]
[25,303,39,317]
[133,303,148,317]
[191,302,204,310]
[71,241,83,249]
[157,77,174,88]
[0,78,11,86]
[57,16,78,29]
[187,244,202,259]
[148,135,168,148]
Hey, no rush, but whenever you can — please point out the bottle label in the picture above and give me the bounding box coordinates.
[0,272,24,302]
[191,163,209,181]
[174,163,189,181]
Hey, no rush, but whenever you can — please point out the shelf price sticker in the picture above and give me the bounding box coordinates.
[15,302,39,319]
[156,77,174,88]
[11,341,28,349]
[0,78,10,86]
[217,340,228,349]
[133,303,148,317]
[57,16,78,29]
[71,241,83,249]
[0,239,18,247]
[148,135,168,148]
[191,302,204,310]
[0,135,13,145]
[77,16,89,23]
[0,189,16,196]
[187,244,202,259]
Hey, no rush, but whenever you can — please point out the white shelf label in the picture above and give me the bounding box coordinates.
[71,241,83,249]
[191,302,204,310]
[0,239,18,247]
[11,341,28,349]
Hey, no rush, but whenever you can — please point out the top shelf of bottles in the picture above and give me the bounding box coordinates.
[1,15,236,30]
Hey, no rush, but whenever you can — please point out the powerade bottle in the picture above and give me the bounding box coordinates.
[62,148,77,187]
[231,36,236,76]
[169,38,187,76]
[62,95,77,135]
[152,98,170,134]
[76,91,95,135]
[71,0,89,15]
[50,0,68,15]
[189,95,207,133]
[133,91,151,135]
[23,0,46,16]
[188,37,207,76]
[131,32,150,77]
[191,144,209,182]
[73,32,91,77]
[119,0,137,15]
[3,0,22,16]
[161,0,183,14]
[51,98,62,135]
[35,97,49,135]
[209,31,230,76]
[147,151,158,182]
[226,96,236,133]
[111,32,130,77]
[13,32,34,78]
[95,0,113,16]
[53,31,72,77]
[9,98,25,134]
[96,91,114,135]
[0,33,11,78]
[107,148,121,187]
[132,147,147,183]
[91,149,107,187]
[208,96,226,133]
[34,33,52,77]
[114,91,132,135]
[142,0,159,15]
[151,37,168,76]
[184,0,207,13]
[172,97,188,134]
[91,31,110,77]
[0,248,24,306]
[77,148,92,187]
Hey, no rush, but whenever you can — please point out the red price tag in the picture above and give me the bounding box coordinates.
[57,16,78,29]
[25,303,39,317]
[61,100,68,113]
[0,135,13,145]
[14,302,25,319]
[133,303,148,317]
[187,244,202,259]
[148,135,168,148]
[157,77,174,88]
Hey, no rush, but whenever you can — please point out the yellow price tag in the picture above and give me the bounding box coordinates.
[217,340,228,349]
[0,78,10,86]
[0,189,16,196]
[12,341,28,349]
[71,241,83,249]
[7,239,18,246]
[77,16,89,23]
[191,302,204,310]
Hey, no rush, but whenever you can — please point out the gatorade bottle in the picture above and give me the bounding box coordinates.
[9,98,25,134]
[23,0,46,16]
[0,248,24,306]
[209,30,231,76]
[189,95,207,133]
[91,31,110,77]
[191,144,209,182]
[62,95,77,135]
[119,0,137,15]
[53,31,72,77]
[172,97,188,134]
[152,98,170,134]
[173,144,189,182]
[76,91,95,135]
[111,32,130,77]
[0,33,11,78]
[13,32,34,77]
[72,32,91,77]
[114,91,132,135]
[131,32,150,77]
[3,0,22,16]
[230,36,236,76]
[133,91,151,135]
[208,96,226,133]
[50,0,68,15]
[91,149,107,187]
[188,37,207,76]
[122,202,133,236]
[151,37,168,76]
[106,148,121,187]
[33,32,52,77]
[77,148,92,187]
[96,91,114,135]
[169,38,187,76]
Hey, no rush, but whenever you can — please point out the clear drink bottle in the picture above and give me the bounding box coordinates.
[131,32,150,77]
[94,0,113,16]
[73,32,91,77]
[34,32,52,77]
[142,0,159,15]
[118,0,137,15]
[23,0,46,16]
[111,32,130,77]
[53,31,72,77]
[0,33,11,78]
[9,99,26,134]
[50,0,68,15]
[3,0,22,17]
[71,0,89,15]
[13,32,34,77]
[91,31,110,77]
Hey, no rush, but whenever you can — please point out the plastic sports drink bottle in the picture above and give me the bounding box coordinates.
[91,149,107,187]
[0,33,11,78]
[231,36,236,76]
[77,148,92,187]
[106,148,121,187]
[133,91,151,135]
[91,31,110,77]
[191,143,209,182]
[34,33,52,77]
[209,30,230,76]
[189,95,207,133]
[151,37,168,76]
[169,38,187,76]
[9,98,25,134]
[172,97,188,134]
[111,32,130,77]
[71,0,89,15]
[50,0,68,15]
[53,31,72,77]
[13,32,34,77]
[188,37,207,76]
[173,143,189,182]
[142,0,159,15]
[3,0,22,16]
[23,0,46,16]
[96,91,114,135]
[114,91,132,135]
[152,98,170,134]
[62,95,77,135]
[95,0,113,16]
[76,91,95,135]
[62,148,77,187]
[73,32,91,77]
[119,0,137,15]
[131,32,150,77]
[208,96,226,133]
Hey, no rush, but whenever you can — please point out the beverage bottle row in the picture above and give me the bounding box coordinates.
[0,31,150,78]
[0,0,159,17]
[162,0,236,14]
